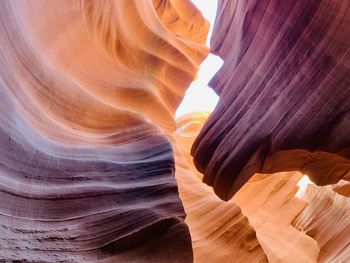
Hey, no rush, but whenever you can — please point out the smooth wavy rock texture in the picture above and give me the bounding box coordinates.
[0,0,208,261]
[191,0,350,201]
[1,0,350,262]
[175,114,268,263]
[176,114,350,262]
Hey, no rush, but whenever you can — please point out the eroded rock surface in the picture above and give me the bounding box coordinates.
[1,0,349,262]
[0,0,207,261]
[192,0,350,200]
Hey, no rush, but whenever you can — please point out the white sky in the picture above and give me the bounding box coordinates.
[295,175,313,198]
[175,0,222,118]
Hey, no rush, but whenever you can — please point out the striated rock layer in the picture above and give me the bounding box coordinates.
[192,0,350,200]
[0,0,208,261]
[1,0,350,262]
[177,113,349,263]
[293,184,350,263]
[175,114,268,263]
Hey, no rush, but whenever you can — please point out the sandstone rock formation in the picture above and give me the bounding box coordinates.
[0,0,349,262]
[293,184,350,263]
[0,0,207,261]
[192,0,350,200]
[175,114,268,263]
[233,172,319,263]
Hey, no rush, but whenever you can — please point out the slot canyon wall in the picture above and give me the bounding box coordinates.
[0,0,349,262]
[192,0,350,201]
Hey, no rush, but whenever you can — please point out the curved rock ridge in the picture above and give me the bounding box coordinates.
[175,114,268,263]
[191,0,350,200]
[1,0,349,262]
[0,0,208,261]
[176,113,349,262]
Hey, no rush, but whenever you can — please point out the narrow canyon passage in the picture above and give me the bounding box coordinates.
[175,0,222,119]
[0,0,349,262]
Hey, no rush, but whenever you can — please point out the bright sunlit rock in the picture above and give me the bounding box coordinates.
[191,0,218,46]
[175,1,222,119]
[295,175,314,198]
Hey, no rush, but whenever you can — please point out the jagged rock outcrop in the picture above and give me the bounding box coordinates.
[192,0,350,201]
[293,184,350,263]
[233,172,319,263]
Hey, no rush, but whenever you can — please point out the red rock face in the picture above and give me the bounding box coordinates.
[192,0,350,200]
[0,0,349,262]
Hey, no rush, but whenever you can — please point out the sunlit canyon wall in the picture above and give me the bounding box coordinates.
[0,0,349,262]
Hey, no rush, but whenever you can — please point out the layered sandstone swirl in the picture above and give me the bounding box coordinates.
[0,0,349,262]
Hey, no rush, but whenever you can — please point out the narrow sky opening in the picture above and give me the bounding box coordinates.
[175,1,223,119]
